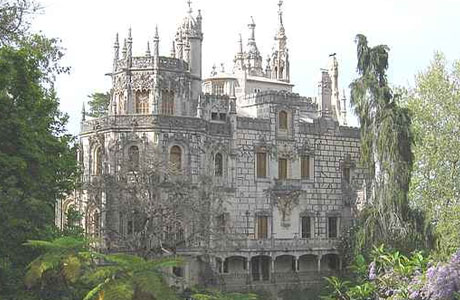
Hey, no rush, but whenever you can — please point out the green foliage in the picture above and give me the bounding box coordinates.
[406,53,460,259]
[86,92,110,118]
[323,245,429,299]
[0,35,77,298]
[192,289,259,300]
[349,34,424,253]
[0,0,40,46]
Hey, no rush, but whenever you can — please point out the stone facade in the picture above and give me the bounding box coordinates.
[62,1,366,294]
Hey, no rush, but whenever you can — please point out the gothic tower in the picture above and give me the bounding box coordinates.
[270,0,290,82]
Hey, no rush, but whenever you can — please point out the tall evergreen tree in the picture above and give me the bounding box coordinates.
[349,34,420,252]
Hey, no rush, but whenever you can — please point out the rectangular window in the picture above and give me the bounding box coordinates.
[328,217,338,238]
[256,152,267,178]
[301,156,310,179]
[278,158,287,179]
[343,167,350,183]
[216,213,227,233]
[301,216,311,238]
[219,113,227,121]
[211,112,218,120]
[257,216,268,239]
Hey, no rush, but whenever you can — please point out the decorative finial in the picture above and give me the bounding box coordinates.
[128,27,132,40]
[154,25,159,40]
[238,33,243,54]
[171,41,176,58]
[220,63,225,73]
[278,0,284,26]
[114,33,119,47]
[146,42,151,56]
[122,38,127,56]
[187,0,192,13]
[81,102,86,121]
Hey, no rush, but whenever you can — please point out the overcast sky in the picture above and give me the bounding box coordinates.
[33,0,460,134]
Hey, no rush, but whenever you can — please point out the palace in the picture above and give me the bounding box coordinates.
[58,0,366,294]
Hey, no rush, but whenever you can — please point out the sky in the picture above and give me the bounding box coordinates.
[33,0,460,135]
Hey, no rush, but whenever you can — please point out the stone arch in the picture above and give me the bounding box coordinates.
[321,253,340,271]
[274,254,296,273]
[169,145,183,174]
[279,110,288,130]
[92,145,103,175]
[224,256,247,274]
[298,254,318,272]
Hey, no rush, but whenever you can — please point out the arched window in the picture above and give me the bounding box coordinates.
[279,111,288,130]
[170,146,182,173]
[215,153,223,177]
[128,145,140,170]
[93,146,102,175]
[135,90,150,114]
[161,90,175,115]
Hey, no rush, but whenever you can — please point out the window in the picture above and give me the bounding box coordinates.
[170,146,182,173]
[219,113,227,121]
[135,90,150,114]
[301,156,310,179]
[93,146,102,175]
[343,167,351,183]
[328,216,338,238]
[161,90,174,115]
[278,158,287,179]
[211,112,218,120]
[301,216,312,238]
[128,145,139,170]
[215,153,223,177]
[279,111,288,130]
[216,213,227,233]
[256,152,267,178]
[257,216,268,239]
[212,81,225,95]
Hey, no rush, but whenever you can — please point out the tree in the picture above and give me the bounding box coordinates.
[0,37,77,298]
[24,237,181,300]
[349,34,422,252]
[407,53,460,258]
[0,0,40,46]
[86,92,110,118]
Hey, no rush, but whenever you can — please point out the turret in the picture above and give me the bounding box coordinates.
[245,17,263,76]
[127,28,133,67]
[233,34,245,73]
[341,90,348,125]
[153,26,159,57]
[113,33,119,72]
[271,0,290,82]
[328,53,340,121]
[146,42,151,57]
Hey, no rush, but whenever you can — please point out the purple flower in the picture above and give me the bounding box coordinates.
[368,261,377,280]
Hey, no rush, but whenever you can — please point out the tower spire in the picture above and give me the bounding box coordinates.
[278,0,284,28]
[146,41,151,56]
[153,25,159,57]
[187,0,192,13]
[113,33,119,71]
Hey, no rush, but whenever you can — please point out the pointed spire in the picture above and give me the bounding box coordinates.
[278,0,284,27]
[113,33,120,71]
[171,41,176,58]
[81,102,86,121]
[153,25,159,57]
[238,33,243,54]
[122,38,127,58]
[146,42,151,56]
[187,0,192,14]
[127,28,133,66]
[248,16,256,43]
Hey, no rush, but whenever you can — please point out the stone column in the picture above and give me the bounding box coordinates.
[271,256,275,283]
[317,255,322,273]
[246,257,251,284]
[294,256,299,272]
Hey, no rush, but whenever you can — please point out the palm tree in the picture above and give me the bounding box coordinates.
[24,237,181,300]
[83,253,180,300]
